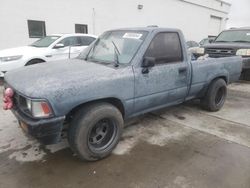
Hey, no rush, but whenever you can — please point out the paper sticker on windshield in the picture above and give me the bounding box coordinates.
[247,33,250,36]
[51,36,59,39]
[123,33,143,39]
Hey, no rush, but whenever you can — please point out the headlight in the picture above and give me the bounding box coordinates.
[189,47,205,55]
[236,49,250,57]
[196,47,205,54]
[0,55,23,62]
[26,99,52,118]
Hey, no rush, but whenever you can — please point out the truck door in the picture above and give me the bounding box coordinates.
[134,32,189,113]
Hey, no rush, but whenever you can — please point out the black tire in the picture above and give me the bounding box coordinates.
[201,78,227,112]
[25,59,45,66]
[68,102,124,161]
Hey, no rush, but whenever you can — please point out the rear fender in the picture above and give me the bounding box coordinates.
[197,71,228,98]
[206,70,229,86]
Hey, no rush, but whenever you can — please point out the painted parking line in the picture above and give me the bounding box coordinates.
[160,105,250,148]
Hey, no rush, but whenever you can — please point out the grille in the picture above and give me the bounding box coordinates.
[13,93,19,106]
[206,48,236,58]
[13,92,31,116]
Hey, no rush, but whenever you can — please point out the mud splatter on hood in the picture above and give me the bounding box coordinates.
[4,59,118,98]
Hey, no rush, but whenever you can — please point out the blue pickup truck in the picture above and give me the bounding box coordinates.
[3,27,242,161]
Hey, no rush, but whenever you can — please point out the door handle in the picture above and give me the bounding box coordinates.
[142,68,149,74]
[178,67,187,74]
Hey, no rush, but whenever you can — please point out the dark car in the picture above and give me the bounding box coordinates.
[186,41,199,48]
[199,36,216,46]
[204,27,250,80]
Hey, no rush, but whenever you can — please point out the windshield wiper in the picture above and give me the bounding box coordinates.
[215,40,230,43]
[85,38,100,61]
[29,44,39,47]
[111,41,120,67]
[232,40,250,43]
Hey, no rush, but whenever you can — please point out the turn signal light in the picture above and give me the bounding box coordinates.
[26,99,52,118]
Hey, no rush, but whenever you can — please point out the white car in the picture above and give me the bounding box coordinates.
[0,33,97,77]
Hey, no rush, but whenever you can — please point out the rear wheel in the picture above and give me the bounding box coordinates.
[201,78,227,112]
[68,103,123,161]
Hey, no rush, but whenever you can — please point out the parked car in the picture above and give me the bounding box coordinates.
[187,40,203,60]
[188,37,216,59]
[3,27,242,161]
[186,40,199,48]
[203,27,250,80]
[0,33,97,77]
[199,36,216,46]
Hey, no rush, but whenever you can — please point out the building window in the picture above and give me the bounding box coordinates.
[27,20,46,38]
[75,24,88,34]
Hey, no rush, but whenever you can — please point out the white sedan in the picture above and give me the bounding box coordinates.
[0,33,97,77]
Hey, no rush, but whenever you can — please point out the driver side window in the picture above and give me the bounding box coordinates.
[145,32,183,64]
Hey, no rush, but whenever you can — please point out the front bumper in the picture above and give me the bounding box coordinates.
[12,109,65,145]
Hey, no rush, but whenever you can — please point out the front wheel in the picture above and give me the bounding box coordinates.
[68,103,124,161]
[25,59,45,66]
[201,78,227,112]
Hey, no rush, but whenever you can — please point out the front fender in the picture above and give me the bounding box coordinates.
[63,95,128,116]
[25,56,46,65]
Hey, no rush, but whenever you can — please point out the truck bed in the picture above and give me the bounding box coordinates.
[187,56,243,100]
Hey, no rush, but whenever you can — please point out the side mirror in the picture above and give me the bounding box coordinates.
[53,43,65,49]
[208,38,214,43]
[142,57,155,68]
[141,57,155,74]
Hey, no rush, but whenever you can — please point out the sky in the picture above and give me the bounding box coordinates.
[226,0,250,28]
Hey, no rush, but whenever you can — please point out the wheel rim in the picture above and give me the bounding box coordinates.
[215,87,226,106]
[88,118,117,152]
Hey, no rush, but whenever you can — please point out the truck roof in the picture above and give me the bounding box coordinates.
[229,27,250,31]
[107,27,182,33]
[50,33,97,38]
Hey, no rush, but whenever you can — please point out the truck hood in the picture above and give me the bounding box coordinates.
[204,42,250,50]
[0,46,46,57]
[4,59,120,98]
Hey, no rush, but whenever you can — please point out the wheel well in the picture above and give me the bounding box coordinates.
[212,76,228,84]
[198,76,228,99]
[65,98,125,122]
[25,58,46,66]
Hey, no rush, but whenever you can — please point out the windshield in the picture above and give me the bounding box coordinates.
[215,30,250,43]
[30,36,60,47]
[83,30,148,65]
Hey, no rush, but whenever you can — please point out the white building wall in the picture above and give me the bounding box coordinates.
[0,0,231,50]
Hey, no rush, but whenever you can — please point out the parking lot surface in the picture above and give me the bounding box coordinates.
[0,82,250,188]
